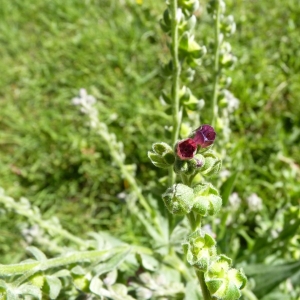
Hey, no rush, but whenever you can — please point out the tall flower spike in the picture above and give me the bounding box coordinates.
[193,124,216,148]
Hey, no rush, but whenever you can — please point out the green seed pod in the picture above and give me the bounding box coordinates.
[182,230,217,271]
[205,255,247,300]
[162,183,194,215]
[192,183,222,216]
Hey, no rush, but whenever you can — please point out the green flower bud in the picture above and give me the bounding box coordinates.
[160,90,171,105]
[162,184,194,215]
[148,152,169,169]
[160,9,171,33]
[192,183,222,216]
[182,230,217,271]
[178,0,200,15]
[148,142,175,168]
[174,158,189,174]
[152,142,173,156]
[220,15,236,36]
[162,149,176,165]
[187,154,205,172]
[205,255,247,300]
[201,152,222,176]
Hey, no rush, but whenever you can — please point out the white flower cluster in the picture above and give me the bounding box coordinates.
[72,88,98,128]
[246,193,263,212]
[223,89,239,113]
[72,88,96,107]
[228,192,241,210]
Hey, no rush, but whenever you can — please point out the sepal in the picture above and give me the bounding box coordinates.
[178,0,200,15]
[152,142,173,156]
[192,183,222,216]
[182,230,217,271]
[148,142,175,168]
[205,255,247,300]
[174,158,189,174]
[201,152,222,176]
[162,184,194,215]
[148,152,170,169]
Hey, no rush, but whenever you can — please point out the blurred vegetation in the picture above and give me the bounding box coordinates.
[0,0,299,297]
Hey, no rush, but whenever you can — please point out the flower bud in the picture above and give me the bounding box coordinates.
[201,152,222,176]
[162,184,194,215]
[148,152,170,168]
[187,154,205,172]
[152,142,173,156]
[182,230,217,271]
[192,183,222,216]
[193,125,216,148]
[148,142,175,168]
[162,149,176,165]
[160,9,171,33]
[205,255,247,300]
[173,158,189,174]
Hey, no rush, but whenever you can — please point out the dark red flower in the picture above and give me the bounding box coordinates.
[177,138,197,160]
[193,124,216,148]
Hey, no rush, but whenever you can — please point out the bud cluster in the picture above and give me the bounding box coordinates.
[148,125,222,177]
[207,0,239,146]
[160,0,206,115]
[183,231,247,299]
[162,181,222,216]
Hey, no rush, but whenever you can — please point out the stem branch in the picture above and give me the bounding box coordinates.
[211,0,221,127]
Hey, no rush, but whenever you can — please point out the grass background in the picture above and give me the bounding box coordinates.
[0,0,299,297]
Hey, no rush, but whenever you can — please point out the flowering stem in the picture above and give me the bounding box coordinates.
[196,270,212,300]
[211,0,221,127]
[170,0,182,165]
[167,0,182,244]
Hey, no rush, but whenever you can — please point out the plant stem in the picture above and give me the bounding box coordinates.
[170,0,182,160]
[167,0,182,244]
[196,270,212,300]
[211,0,221,127]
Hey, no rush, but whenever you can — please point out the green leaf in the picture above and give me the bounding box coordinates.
[136,253,159,271]
[184,280,202,300]
[27,247,47,261]
[94,248,131,276]
[220,172,238,206]
[17,283,42,299]
[244,260,300,298]
[89,276,105,297]
[45,276,62,299]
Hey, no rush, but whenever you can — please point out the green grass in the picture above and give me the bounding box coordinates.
[0,2,299,297]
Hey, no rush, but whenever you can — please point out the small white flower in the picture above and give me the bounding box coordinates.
[229,192,241,209]
[21,224,41,244]
[247,193,263,212]
[224,89,239,112]
[72,88,96,107]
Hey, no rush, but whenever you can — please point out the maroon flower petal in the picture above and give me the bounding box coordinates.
[193,124,216,148]
[177,138,197,160]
